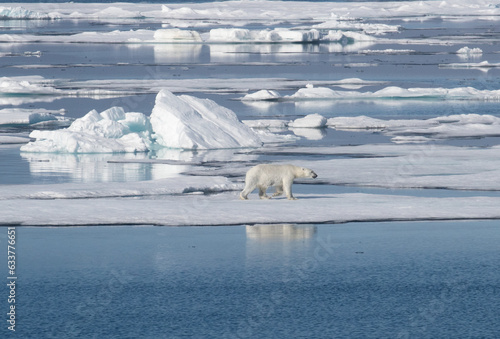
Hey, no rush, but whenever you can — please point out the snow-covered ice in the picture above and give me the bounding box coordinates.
[21,107,153,153]
[150,89,262,150]
[21,90,263,153]
[0,108,69,126]
[244,85,500,101]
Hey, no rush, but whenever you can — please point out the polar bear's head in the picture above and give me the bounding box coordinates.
[299,167,317,179]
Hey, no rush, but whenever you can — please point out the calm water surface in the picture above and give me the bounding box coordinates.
[2,221,499,338]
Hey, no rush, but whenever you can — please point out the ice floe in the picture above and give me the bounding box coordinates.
[289,113,327,129]
[21,90,264,153]
[0,108,70,126]
[208,28,321,43]
[457,46,483,56]
[150,89,262,150]
[0,76,61,96]
[243,112,500,143]
[243,85,500,102]
[2,191,500,226]
[7,1,500,23]
[21,107,153,153]
[0,6,57,20]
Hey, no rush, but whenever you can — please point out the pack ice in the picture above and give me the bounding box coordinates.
[21,89,262,153]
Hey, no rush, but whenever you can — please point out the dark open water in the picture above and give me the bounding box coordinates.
[2,221,499,338]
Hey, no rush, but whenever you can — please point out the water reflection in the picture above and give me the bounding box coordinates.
[246,224,317,241]
[290,127,326,140]
[245,224,318,271]
[154,44,203,63]
[20,152,186,183]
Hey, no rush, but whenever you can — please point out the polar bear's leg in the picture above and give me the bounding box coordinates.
[283,179,297,200]
[272,185,283,197]
[240,182,256,200]
[258,185,270,199]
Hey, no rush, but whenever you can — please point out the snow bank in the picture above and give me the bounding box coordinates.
[150,89,262,150]
[21,107,153,153]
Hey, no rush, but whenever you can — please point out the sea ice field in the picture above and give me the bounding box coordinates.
[0,0,500,337]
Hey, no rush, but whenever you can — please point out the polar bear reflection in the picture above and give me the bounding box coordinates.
[240,164,317,200]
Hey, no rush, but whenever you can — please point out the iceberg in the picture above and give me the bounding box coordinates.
[21,107,153,153]
[150,89,262,149]
[19,90,268,153]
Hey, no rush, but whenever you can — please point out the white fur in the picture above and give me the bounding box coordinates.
[240,164,317,200]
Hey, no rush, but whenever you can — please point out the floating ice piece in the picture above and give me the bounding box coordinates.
[327,115,437,130]
[0,77,61,95]
[280,85,500,101]
[150,89,262,149]
[328,114,500,141]
[0,6,55,19]
[242,89,281,101]
[0,108,69,126]
[322,30,377,43]
[289,113,327,128]
[21,107,153,153]
[154,29,202,42]
[359,49,416,54]
[208,28,320,43]
[243,119,289,129]
[457,46,483,55]
[313,20,399,35]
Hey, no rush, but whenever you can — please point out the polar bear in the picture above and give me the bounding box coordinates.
[240,164,317,200]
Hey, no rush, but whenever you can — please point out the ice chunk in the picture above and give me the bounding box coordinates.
[21,107,153,153]
[328,114,500,141]
[289,114,327,128]
[243,119,289,129]
[0,6,54,19]
[0,77,61,95]
[150,89,262,149]
[457,46,483,55]
[208,28,320,43]
[278,85,500,101]
[242,89,281,101]
[154,29,202,42]
[0,108,70,126]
